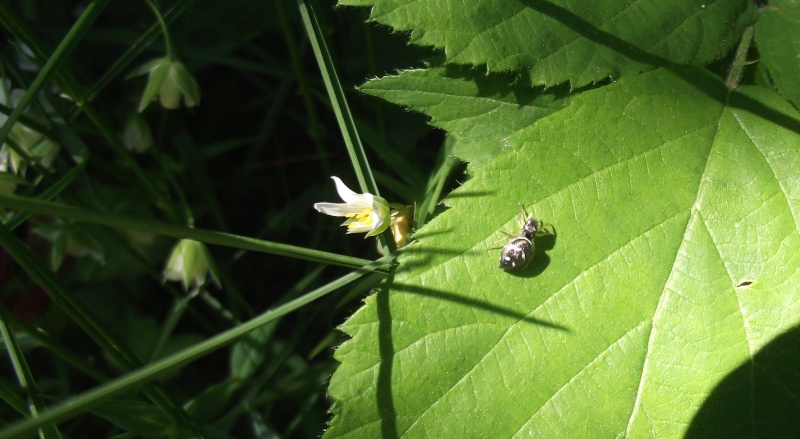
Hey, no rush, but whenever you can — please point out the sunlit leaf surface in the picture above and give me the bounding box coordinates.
[327,67,800,438]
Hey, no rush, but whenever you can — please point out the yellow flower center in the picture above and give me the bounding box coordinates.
[346,208,373,228]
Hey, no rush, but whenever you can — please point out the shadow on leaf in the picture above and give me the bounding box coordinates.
[389,282,568,331]
[685,325,800,438]
[519,0,800,135]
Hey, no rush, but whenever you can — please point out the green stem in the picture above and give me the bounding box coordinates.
[725,24,755,90]
[296,0,395,254]
[145,0,174,60]
[0,253,395,439]
[0,223,199,433]
[0,194,390,272]
[0,0,110,146]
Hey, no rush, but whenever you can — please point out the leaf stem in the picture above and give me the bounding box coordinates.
[725,24,755,90]
[145,0,174,60]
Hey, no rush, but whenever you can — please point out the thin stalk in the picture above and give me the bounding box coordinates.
[295,0,377,195]
[2,312,109,383]
[0,194,389,272]
[0,223,198,433]
[725,24,755,90]
[144,0,175,60]
[0,253,396,439]
[0,307,61,438]
[296,0,396,253]
[0,0,110,147]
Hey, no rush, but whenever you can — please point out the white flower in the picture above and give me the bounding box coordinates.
[122,113,154,153]
[163,239,219,291]
[314,176,391,237]
[0,79,59,177]
[130,57,201,112]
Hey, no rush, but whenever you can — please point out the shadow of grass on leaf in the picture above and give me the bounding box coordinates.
[375,276,569,439]
[376,275,399,439]
[389,282,569,331]
[519,0,800,135]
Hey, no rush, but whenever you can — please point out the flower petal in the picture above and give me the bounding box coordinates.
[314,202,363,217]
[332,176,369,206]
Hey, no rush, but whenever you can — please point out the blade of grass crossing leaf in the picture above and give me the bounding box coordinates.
[0,253,396,439]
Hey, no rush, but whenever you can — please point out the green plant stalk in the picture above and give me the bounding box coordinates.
[144,0,174,60]
[0,0,110,147]
[276,0,324,144]
[417,137,459,228]
[725,24,755,90]
[79,103,182,223]
[0,307,62,438]
[149,290,198,362]
[295,0,378,195]
[0,194,389,272]
[297,0,396,254]
[0,253,396,439]
[0,1,101,110]
[2,312,109,383]
[0,222,199,433]
[74,0,193,116]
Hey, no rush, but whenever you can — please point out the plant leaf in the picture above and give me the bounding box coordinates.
[360,67,570,166]
[326,67,800,437]
[755,0,800,108]
[340,0,756,87]
[90,399,171,435]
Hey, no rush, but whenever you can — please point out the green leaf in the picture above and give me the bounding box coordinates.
[230,321,277,380]
[755,0,800,107]
[341,0,756,87]
[90,399,171,436]
[360,67,569,165]
[326,68,800,437]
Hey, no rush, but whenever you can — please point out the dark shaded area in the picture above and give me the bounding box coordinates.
[376,277,399,439]
[0,0,439,437]
[686,326,800,438]
[519,0,800,135]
